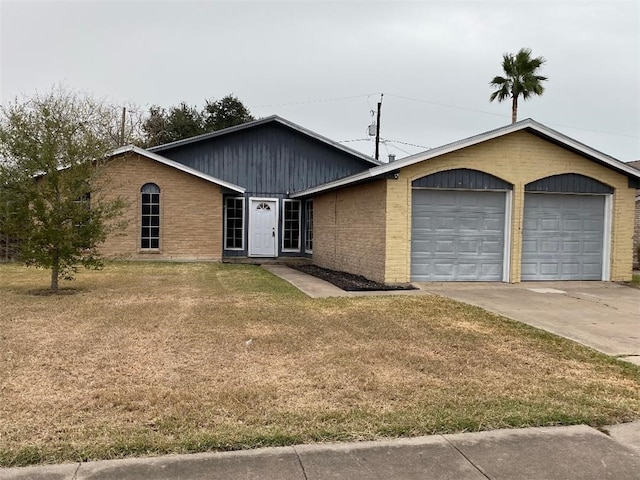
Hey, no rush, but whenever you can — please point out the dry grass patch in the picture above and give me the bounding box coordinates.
[1,262,639,467]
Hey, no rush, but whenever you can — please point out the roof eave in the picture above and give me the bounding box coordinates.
[291,119,640,197]
[108,145,245,193]
[290,169,377,198]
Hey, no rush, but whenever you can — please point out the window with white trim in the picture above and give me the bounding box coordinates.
[282,200,301,251]
[224,197,245,250]
[141,183,160,249]
[304,199,313,253]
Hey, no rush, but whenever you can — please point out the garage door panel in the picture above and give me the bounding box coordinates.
[483,218,503,232]
[564,219,581,231]
[541,218,560,231]
[435,239,455,253]
[540,263,560,275]
[522,240,537,253]
[459,217,480,230]
[561,263,579,275]
[411,190,506,281]
[583,219,603,232]
[481,263,502,276]
[434,263,455,276]
[436,217,456,231]
[541,240,560,253]
[583,263,601,275]
[563,241,580,253]
[522,193,605,281]
[458,263,478,276]
[523,217,538,230]
[481,239,502,254]
[458,240,478,253]
[583,241,602,253]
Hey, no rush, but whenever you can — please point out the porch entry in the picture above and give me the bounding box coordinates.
[248,198,278,257]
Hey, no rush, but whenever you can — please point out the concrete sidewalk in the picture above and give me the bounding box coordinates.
[2,424,639,480]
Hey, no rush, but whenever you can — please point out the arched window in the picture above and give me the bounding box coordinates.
[141,183,160,249]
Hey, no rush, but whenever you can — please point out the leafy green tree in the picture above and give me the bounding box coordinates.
[490,48,548,123]
[141,95,254,147]
[140,105,172,147]
[166,102,206,141]
[0,86,127,292]
[204,94,254,131]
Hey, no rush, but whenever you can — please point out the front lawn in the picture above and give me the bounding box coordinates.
[1,262,639,467]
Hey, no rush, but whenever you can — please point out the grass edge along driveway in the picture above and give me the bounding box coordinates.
[1,262,639,467]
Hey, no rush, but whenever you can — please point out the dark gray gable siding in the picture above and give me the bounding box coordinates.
[525,173,613,194]
[155,122,373,195]
[412,168,513,190]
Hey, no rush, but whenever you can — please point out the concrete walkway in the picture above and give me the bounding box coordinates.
[2,424,639,480]
[261,264,429,298]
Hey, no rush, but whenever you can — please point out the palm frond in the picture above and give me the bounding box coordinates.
[489,47,548,108]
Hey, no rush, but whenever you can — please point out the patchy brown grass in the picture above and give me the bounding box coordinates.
[1,262,639,467]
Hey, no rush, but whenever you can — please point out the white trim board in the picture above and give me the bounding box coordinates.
[109,145,245,193]
[291,119,640,198]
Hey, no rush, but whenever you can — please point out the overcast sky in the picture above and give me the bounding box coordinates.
[1,0,638,161]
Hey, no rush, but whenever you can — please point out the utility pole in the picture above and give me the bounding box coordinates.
[374,93,383,161]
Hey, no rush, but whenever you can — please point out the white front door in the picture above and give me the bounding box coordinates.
[249,198,277,257]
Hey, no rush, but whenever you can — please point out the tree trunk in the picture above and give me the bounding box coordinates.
[51,262,59,292]
[511,95,518,124]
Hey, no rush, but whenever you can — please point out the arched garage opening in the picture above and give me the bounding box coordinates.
[522,174,613,281]
[410,169,513,282]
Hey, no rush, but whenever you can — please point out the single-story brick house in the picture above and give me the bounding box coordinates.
[100,116,379,261]
[100,116,640,283]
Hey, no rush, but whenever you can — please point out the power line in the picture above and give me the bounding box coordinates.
[386,93,640,139]
[383,142,411,156]
[338,138,372,143]
[339,137,430,157]
[538,122,640,139]
[251,91,639,141]
[386,93,508,119]
[250,93,379,109]
[381,138,431,150]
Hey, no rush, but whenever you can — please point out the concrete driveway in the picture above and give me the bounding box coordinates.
[417,282,640,365]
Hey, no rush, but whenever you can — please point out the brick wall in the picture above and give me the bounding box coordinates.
[97,153,223,260]
[384,131,635,283]
[313,180,387,283]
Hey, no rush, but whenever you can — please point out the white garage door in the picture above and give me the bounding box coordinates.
[521,193,605,280]
[411,190,507,281]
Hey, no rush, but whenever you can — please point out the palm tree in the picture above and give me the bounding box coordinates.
[490,48,548,123]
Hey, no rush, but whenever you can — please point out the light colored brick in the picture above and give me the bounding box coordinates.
[97,153,223,261]
[311,131,635,284]
[314,180,387,283]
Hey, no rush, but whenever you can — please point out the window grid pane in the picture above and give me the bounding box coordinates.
[283,200,300,250]
[141,183,160,249]
[225,197,244,250]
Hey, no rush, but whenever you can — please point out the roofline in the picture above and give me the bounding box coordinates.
[108,145,245,193]
[148,115,381,167]
[291,119,640,198]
